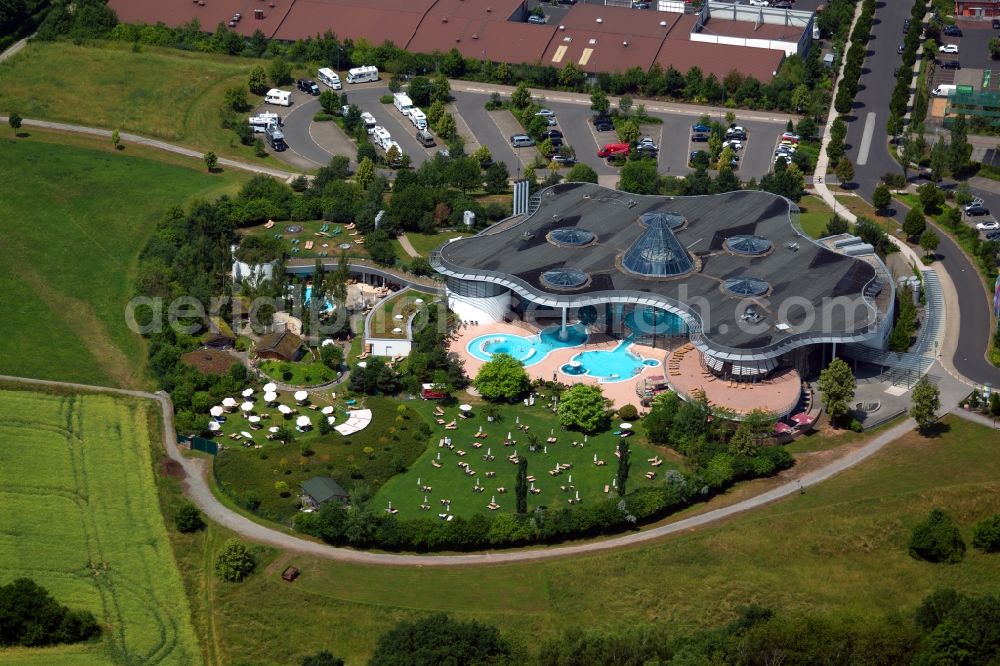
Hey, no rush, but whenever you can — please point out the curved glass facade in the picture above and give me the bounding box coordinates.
[620,218,694,278]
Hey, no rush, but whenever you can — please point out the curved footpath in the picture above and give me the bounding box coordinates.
[1,373,919,566]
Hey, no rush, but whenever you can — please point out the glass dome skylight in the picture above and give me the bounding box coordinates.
[540,269,590,290]
[548,227,596,247]
[726,235,772,256]
[620,218,693,278]
[639,211,686,230]
[724,277,770,297]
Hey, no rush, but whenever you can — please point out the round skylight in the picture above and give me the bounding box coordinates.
[639,211,686,230]
[724,277,770,297]
[548,227,596,247]
[726,235,772,256]
[540,269,590,290]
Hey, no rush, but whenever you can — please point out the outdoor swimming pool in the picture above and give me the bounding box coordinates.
[467,324,588,366]
[623,306,688,337]
[563,340,660,383]
[304,285,335,314]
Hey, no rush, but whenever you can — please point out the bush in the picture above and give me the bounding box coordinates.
[379,94,394,104]
[313,112,334,122]
[617,404,639,420]
[174,502,204,533]
[214,538,257,582]
[972,514,1000,552]
[909,508,966,563]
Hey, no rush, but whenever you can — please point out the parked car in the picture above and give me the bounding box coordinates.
[553,154,576,166]
[598,143,630,159]
[534,108,556,117]
[527,14,546,24]
[510,134,535,147]
[543,129,564,140]
[726,131,747,141]
[993,18,1000,29]
[941,60,961,70]
[593,117,613,131]
[726,125,746,135]
[939,44,960,54]
[943,25,963,37]
[723,139,743,151]
[636,145,658,158]
[689,150,710,166]
[772,0,792,7]
[986,230,1000,241]
[781,132,800,142]
[966,203,990,216]
[297,79,320,95]
[897,44,905,54]
[692,123,711,133]
[977,220,1000,231]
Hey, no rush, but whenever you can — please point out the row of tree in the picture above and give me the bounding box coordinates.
[833,0,876,115]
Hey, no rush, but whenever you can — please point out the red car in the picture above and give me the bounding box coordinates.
[598,143,630,158]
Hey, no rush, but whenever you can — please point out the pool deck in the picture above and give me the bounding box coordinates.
[449,322,664,408]
[664,346,802,417]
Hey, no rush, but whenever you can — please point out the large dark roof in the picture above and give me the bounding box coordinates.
[434,184,884,355]
[302,476,349,503]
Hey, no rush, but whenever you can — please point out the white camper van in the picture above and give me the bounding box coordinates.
[264,89,292,106]
[372,126,392,150]
[317,67,342,90]
[932,84,957,97]
[248,113,282,132]
[360,112,377,133]
[393,92,413,115]
[408,108,427,130]
[346,66,379,84]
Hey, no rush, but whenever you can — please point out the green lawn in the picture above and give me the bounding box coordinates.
[258,359,337,387]
[374,398,675,519]
[367,291,432,339]
[240,219,370,261]
[0,387,200,665]
[0,134,247,388]
[0,41,281,166]
[797,194,833,238]
[177,415,1000,665]
[395,231,472,258]
[213,396,431,523]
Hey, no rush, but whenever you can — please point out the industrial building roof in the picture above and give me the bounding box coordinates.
[433,184,884,354]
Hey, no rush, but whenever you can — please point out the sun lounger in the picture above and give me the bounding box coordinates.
[264,220,275,229]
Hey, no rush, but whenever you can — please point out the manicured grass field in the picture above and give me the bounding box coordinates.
[394,230,472,258]
[258,359,337,387]
[0,134,247,388]
[374,398,675,519]
[796,194,834,238]
[0,388,200,665]
[366,291,433,339]
[0,41,275,165]
[172,415,1000,665]
[239,220,370,261]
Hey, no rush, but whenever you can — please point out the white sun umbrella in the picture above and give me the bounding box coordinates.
[278,404,292,415]
[241,431,254,439]
[620,423,633,430]
[392,328,402,333]
[242,388,254,398]
[294,390,308,403]
[210,405,224,417]
[321,406,335,415]
[268,426,280,433]
[264,391,278,403]
[459,404,472,412]
[415,298,424,304]
[222,397,237,409]
[248,415,261,424]
[263,382,277,393]
[207,421,221,431]
[394,314,404,320]
[357,361,367,368]
[241,401,254,413]
[321,339,336,347]
[296,415,311,428]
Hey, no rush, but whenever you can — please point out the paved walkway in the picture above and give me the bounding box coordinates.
[0,117,304,181]
[397,234,420,258]
[0,373,927,566]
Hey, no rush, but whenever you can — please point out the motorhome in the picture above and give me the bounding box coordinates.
[932,84,957,97]
[360,112,377,133]
[372,126,392,150]
[265,124,287,152]
[346,66,379,84]
[264,89,292,107]
[408,108,427,130]
[317,67,341,90]
[393,92,413,115]
[248,113,282,132]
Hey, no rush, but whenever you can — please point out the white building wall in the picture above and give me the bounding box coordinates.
[367,339,413,357]
[447,291,511,324]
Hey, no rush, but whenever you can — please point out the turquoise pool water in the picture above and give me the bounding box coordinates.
[623,306,688,337]
[467,324,588,366]
[566,340,660,383]
[304,285,335,313]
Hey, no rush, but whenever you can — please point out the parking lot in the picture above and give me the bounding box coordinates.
[929,20,1000,92]
[264,79,791,182]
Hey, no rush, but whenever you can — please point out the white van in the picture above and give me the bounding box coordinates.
[346,66,379,84]
[360,111,377,133]
[264,89,292,107]
[248,113,282,132]
[393,92,413,115]
[932,84,957,97]
[372,126,392,150]
[317,67,342,90]
[408,108,427,130]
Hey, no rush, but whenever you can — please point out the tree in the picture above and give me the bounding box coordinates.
[919,230,940,258]
[369,614,511,666]
[0,578,100,647]
[320,344,343,370]
[991,36,1000,59]
[834,157,854,186]
[910,374,941,432]
[929,136,948,182]
[473,353,530,402]
[355,157,375,190]
[435,113,457,140]
[714,166,741,194]
[903,205,926,240]
[385,144,401,168]
[618,94,633,116]
[111,128,121,150]
[8,111,21,134]
[918,181,945,214]
[909,508,966,563]
[248,64,268,94]
[565,162,598,184]
[558,62,585,90]
[268,56,292,85]
[203,151,218,173]
[473,144,492,167]
[949,113,969,175]
[430,74,452,104]
[817,358,855,427]
[174,502,204,532]
[590,89,610,116]
[224,84,249,112]
[448,156,481,194]
[484,160,509,195]
[515,457,528,514]
[301,650,345,666]
[559,384,608,434]
[214,538,256,581]
[511,81,531,110]
[615,440,631,497]
[618,159,659,195]
[969,515,1000,554]
[318,90,338,114]
[825,214,850,236]
[872,183,891,213]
